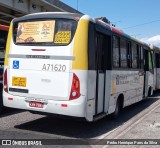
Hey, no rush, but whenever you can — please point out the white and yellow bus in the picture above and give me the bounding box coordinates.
[3,12,154,121]
[150,44,160,90]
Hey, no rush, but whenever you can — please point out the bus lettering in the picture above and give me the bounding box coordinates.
[42,64,66,72]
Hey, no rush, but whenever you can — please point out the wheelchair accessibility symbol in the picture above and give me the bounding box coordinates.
[13,60,19,69]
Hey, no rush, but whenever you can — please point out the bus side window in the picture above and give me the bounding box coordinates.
[96,33,105,72]
[155,53,160,68]
[131,43,137,68]
[140,46,144,69]
[120,38,127,68]
[127,42,132,68]
[148,51,153,71]
[137,45,140,68]
[113,36,120,68]
[151,51,155,68]
[137,44,143,69]
[95,31,110,72]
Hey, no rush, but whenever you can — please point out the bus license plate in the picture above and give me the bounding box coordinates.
[12,77,26,87]
[29,102,44,108]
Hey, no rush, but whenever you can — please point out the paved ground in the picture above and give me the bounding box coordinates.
[0,91,160,147]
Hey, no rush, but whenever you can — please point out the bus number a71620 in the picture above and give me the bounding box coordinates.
[42,64,66,72]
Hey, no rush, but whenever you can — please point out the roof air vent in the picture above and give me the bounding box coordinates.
[96,17,111,25]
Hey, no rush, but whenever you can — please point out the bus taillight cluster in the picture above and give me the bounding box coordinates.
[70,73,80,100]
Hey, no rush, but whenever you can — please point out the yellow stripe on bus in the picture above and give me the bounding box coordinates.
[72,19,89,70]
[4,22,13,66]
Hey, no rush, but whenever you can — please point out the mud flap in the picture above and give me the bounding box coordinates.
[86,99,94,121]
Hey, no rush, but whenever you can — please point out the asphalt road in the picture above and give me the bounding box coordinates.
[0,91,160,147]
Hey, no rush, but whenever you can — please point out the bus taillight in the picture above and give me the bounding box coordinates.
[69,73,80,100]
[4,69,8,93]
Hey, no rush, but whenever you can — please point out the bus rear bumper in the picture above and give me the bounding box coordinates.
[3,93,86,118]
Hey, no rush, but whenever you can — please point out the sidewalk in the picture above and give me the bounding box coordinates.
[104,97,160,148]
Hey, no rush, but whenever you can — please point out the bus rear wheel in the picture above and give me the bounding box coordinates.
[148,87,152,97]
[112,96,123,119]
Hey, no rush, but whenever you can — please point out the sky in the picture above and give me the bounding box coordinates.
[61,0,160,47]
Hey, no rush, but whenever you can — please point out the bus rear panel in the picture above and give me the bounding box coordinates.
[3,13,88,118]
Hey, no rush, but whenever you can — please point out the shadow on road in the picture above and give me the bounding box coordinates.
[15,91,160,138]
[0,107,24,118]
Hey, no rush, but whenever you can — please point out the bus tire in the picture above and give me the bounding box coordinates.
[112,95,123,119]
[148,87,152,97]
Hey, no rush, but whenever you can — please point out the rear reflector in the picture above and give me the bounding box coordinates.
[61,104,68,107]
[8,98,13,101]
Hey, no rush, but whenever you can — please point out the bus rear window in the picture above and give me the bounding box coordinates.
[13,19,77,46]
